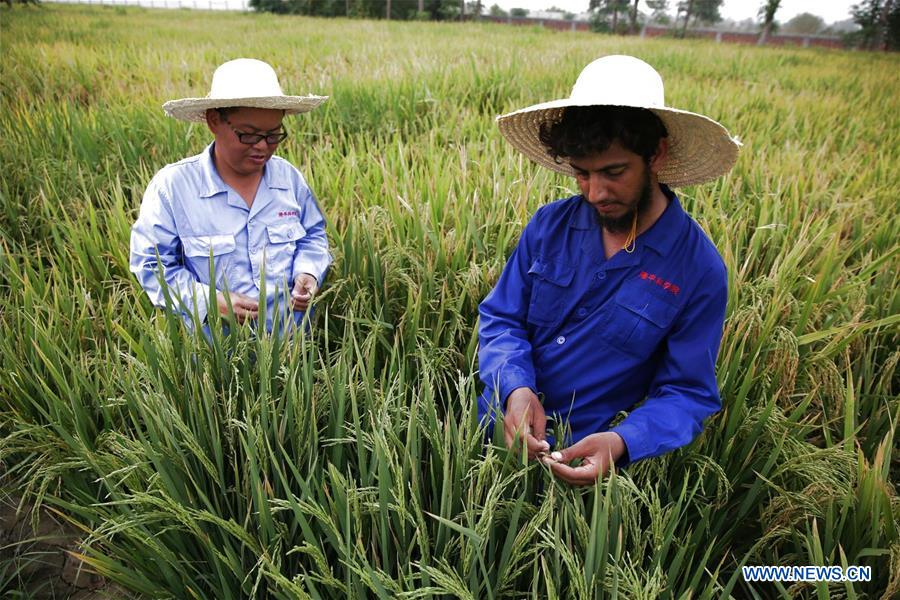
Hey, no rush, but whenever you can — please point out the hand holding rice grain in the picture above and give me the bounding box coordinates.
[541,433,627,486]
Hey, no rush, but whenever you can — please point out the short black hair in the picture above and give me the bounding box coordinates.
[215,107,239,118]
[538,106,668,164]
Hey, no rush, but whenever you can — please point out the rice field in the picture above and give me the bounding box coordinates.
[1,4,898,598]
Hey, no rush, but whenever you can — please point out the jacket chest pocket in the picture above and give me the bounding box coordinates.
[263,221,306,282]
[606,285,678,359]
[182,233,236,288]
[527,259,575,328]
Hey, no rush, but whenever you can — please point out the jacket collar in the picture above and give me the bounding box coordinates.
[570,184,684,257]
[199,143,228,198]
[639,184,683,257]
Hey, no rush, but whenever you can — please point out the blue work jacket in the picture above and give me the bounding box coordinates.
[477,186,727,464]
[130,143,332,333]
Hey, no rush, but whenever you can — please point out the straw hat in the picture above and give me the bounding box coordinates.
[496,55,741,187]
[163,58,327,123]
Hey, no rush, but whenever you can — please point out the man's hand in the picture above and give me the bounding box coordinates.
[216,291,259,323]
[503,387,550,460]
[541,432,626,486]
[291,273,319,312]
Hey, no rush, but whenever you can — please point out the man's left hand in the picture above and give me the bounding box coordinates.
[541,432,626,486]
[291,273,318,311]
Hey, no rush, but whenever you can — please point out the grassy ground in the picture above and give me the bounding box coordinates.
[1,4,898,598]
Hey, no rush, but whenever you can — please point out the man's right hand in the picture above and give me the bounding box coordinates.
[216,291,259,323]
[503,387,550,460]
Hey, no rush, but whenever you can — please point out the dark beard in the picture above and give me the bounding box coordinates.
[597,171,653,234]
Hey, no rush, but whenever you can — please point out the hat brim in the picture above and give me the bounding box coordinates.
[162,95,328,122]
[496,100,740,187]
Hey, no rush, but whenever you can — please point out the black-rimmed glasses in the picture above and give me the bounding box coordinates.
[222,115,288,145]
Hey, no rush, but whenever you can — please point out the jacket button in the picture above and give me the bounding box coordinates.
[576,308,587,317]
[556,336,566,345]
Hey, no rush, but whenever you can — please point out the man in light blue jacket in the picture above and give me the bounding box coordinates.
[130,59,331,334]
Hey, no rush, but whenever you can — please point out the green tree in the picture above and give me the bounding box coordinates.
[676,0,693,36]
[692,0,722,23]
[677,0,722,36]
[758,0,781,44]
[247,0,463,20]
[249,0,292,15]
[488,3,507,17]
[783,12,825,34]
[889,1,900,48]
[510,7,528,17]
[645,0,670,24]
[851,0,899,49]
[629,0,641,32]
[590,0,631,33]
[248,0,377,17]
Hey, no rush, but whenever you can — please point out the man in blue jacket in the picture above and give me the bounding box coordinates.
[130,59,331,334]
[478,55,741,485]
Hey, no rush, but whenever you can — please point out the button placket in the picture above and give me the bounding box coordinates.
[251,227,261,280]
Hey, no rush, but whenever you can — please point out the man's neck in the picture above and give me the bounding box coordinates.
[602,182,669,258]
[213,151,263,208]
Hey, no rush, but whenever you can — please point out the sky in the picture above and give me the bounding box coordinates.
[492,0,855,24]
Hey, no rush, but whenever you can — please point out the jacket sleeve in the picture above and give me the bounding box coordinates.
[610,261,728,464]
[129,176,211,323]
[478,210,543,406]
[291,177,332,285]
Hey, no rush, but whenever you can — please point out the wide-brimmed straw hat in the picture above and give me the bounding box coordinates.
[163,58,327,123]
[496,55,740,187]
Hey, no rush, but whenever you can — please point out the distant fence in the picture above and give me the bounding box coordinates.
[641,25,844,49]
[478,16,843,49]
[479,15,590,32]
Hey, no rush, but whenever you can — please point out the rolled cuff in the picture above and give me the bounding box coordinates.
[179,280,212,326]
[498,370,538,408]
[609,421,644,466]
[293,258,330,287]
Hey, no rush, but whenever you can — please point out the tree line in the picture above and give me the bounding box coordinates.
[849,0,899,50]
[247,0,486,20]
[759,0,898,49]
[6,0,879,49]
[589,0,898,49]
